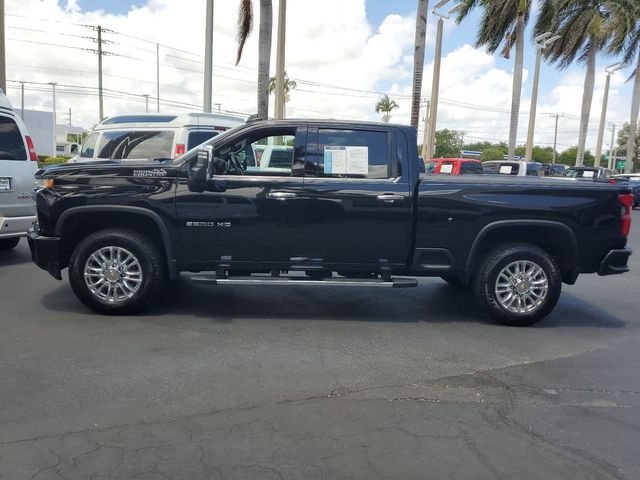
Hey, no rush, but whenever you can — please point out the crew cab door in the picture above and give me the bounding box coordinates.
[175,124,307,268]
[300,126,412,268]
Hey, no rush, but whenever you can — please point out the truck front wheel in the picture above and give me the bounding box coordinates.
[474,244,561,326]
[68,229,165,315]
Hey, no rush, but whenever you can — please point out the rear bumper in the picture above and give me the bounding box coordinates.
[598,248,632,276]
[0,215,36,239]
[27,228,63,280]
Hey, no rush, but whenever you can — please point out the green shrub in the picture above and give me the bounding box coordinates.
[37,156,71,169]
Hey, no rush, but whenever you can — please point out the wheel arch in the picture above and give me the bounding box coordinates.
[463,220,578,284]
[56,206,178,279]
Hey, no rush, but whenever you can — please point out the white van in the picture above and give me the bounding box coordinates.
[72,112,245,162]
[0,89,38,251]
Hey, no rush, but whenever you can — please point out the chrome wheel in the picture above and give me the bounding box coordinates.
[495,260,548,315]
[83,246,143,304]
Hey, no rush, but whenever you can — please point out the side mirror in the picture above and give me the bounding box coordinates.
[188,146,211,193]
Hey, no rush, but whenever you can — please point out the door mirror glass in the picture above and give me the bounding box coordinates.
[188,146,211,193]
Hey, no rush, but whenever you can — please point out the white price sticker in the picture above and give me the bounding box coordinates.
[440,164,454,174]
[499,165,513,174]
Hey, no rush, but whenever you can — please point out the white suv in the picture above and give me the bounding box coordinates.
[0,89,38,251]
[72,112,245,162]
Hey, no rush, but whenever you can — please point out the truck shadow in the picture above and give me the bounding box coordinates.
[41,276,625,328]
[0,241,33,267]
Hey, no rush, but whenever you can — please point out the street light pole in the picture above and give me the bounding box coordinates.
[203,0,214,112]
[274,0,287,120]
[595,63,623,167]
[421,100,431,159]
[425,0,462,161]
[525,32,560,162]
[20,81,25,119]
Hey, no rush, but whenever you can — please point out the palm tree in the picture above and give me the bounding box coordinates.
[236,0,273,121]
[535,0,621,166]
[269,72,297,102]
[410,0,429,129]
[457,0,534,161]
[608,1,640,172]
[376,95,400,123]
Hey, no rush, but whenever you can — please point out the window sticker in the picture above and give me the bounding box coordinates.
[324,146,369,175]
[440,164,454,174]
[583,170,595,178]
[499,165,513,174]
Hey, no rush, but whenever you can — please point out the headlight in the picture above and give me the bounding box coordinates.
[34,178,55,189]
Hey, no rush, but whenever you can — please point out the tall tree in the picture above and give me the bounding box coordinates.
[457,0,534,161]
[375,95,400,123]
[536,0,621,166]
[236,0,273,121]
[411,0,429,129]
[269,71,297,102]
[608,0,640,172]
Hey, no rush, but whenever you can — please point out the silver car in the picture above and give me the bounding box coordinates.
[0,89,38,251]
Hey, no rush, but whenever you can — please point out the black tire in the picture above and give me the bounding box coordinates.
[68,229,165,315]
[440,276,469,288]
[473,244,561,326]
[0,237,20,251]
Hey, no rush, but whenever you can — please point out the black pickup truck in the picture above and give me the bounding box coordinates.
[28,120,633,326]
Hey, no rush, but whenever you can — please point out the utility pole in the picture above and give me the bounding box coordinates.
[595,63,623,166]
[550,113,563,162]
[0,0,5,93]
[156,43,160,112]
[203,0,214,112]
[274,0,287,119]
[608,123,617,171]
[20,81,25,118]
[97,26,104,120]
[83,25,112,122]
[49,82,57,155]
[525,32,560,162]
[421,100,431,158]
[142,94,150,113]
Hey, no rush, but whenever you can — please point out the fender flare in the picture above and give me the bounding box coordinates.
[463,219,579,282]
[56,205,178,279]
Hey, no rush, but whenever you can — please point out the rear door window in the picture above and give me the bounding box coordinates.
[98,130,175,159]
[317,129,390,179]
[187,130,219,150]
[460,161,482,175]
[0,116,27,160]
[80,132,98,158]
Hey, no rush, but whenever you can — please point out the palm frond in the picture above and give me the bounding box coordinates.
[236,0,253,65]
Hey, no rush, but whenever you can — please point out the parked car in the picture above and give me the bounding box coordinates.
[29,120,633,326]
[0,89,38,251]
[70,112,245,163]
[542,163,567,176]
[564,166,614,181]
[612,174,640,208]
[482,160,544,176]
[424,158,483,175]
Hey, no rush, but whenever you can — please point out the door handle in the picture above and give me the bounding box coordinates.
[377,194,403,202]
[268,191,297,200]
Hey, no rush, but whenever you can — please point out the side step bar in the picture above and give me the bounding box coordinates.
[190,275,418,288]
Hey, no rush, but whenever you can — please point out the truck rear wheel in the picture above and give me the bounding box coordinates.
[474,244,561,326]
[0,238,20,251]
[68,229,164,315]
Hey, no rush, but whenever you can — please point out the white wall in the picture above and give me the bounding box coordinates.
[21,110,55,157]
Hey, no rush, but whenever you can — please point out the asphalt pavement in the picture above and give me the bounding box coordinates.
[1,213,639,479]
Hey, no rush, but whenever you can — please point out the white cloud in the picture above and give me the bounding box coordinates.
[4,0,633,155]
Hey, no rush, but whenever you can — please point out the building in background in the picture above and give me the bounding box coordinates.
[56,125,86,156]
[21,110,55,157]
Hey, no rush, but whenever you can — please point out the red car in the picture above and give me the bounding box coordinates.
[425,158,483,175]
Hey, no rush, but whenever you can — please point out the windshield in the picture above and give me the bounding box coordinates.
[565,168,597,178]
